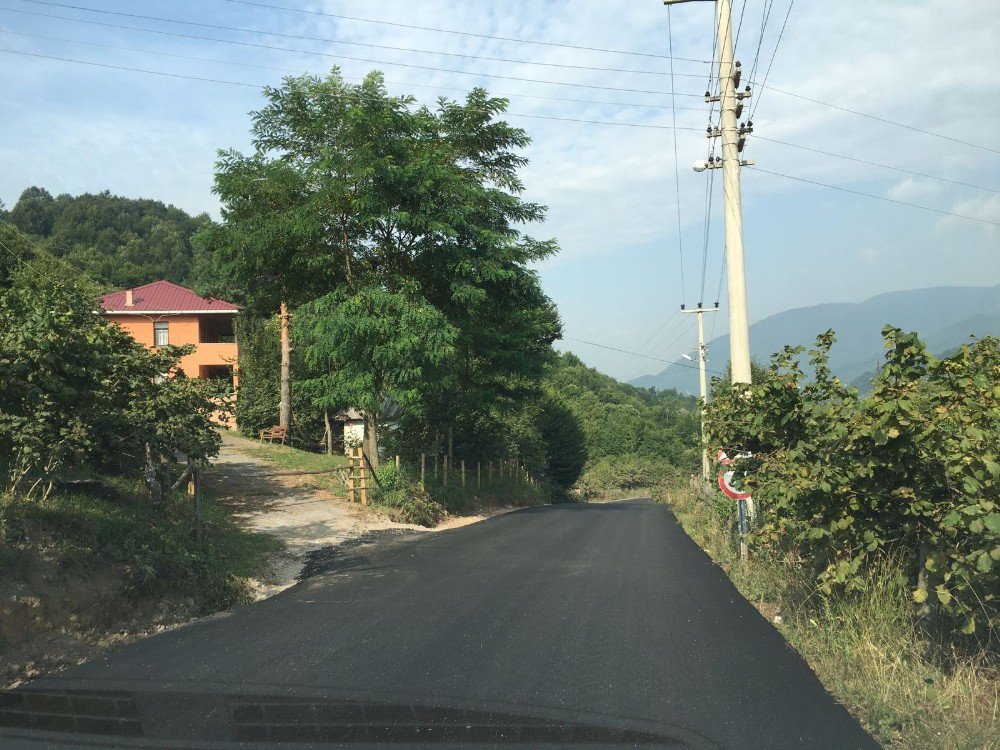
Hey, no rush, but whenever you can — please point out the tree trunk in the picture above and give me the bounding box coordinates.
[279,300,292,430]
[323,407,334,455]
[364,411,379,469]
[447,426,454,462]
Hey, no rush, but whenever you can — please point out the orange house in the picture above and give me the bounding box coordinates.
[100,280,239,390]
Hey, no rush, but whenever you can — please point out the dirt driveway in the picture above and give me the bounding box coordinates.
[205,432,421,597]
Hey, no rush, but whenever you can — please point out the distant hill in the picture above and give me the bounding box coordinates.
[4,186,214,291]
[631,285,1000,394]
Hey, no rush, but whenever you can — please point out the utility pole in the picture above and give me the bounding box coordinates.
[279,300,292,430]
[665,0,754,385]
[681,302,719,483]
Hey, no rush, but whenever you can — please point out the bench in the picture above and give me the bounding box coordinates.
[259,426,288,445]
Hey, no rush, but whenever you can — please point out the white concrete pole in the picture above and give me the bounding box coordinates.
[682,304,719,482]
[715,0,752,385]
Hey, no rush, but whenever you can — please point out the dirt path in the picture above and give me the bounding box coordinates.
[206,432,421,597]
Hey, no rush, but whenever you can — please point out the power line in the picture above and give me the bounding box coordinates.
[19,0,711,79]
[650,315,698,360]
[2,5,707,98]
[667,8,686,303]
[746,0,775,86]
[0,47,261,87]
[219,0,713,64]
[0,37,1000,204]
[753,81,1000,156]
[749,0,795,120]
[0,28,709,114]
[563,335,725,375]
[0,48,707,135]
[751,167,1000,226]
[755,135,999,193]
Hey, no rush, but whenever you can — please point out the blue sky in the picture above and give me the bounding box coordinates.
[1,0,998,381]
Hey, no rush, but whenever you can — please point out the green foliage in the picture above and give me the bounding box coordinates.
[3,480,281,609]
[576,454,683,500]
[705,328,1000,633]
[7,187,212,289]
[0,259,221,497]
[207,68,563,471]
[0,224,35,289]
[295,284,458,416]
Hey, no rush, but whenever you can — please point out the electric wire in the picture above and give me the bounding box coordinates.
[616,307,684,380]
[218,0,713,63]
[5,46,993,224]
[563,334,725,375]
[749,0,795,120]
[0,28,710,113]
[751,81,1000,156]
[746,0,775,87]
[0,6,708,98]
[19,0,711,78]
[754,135,999,193]
[667,8,686,304]
[751,167,1000,226]
[0,48,708,133]
[10,3,994,155]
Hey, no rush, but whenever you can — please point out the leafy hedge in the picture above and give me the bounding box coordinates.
[705,328,999,633]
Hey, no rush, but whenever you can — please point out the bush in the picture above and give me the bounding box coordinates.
[371,486,446,527]
[705,328,1000,634]
[576,454,681,500]
[3,481,281,609]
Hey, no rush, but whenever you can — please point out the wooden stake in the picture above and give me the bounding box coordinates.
[461,459,466,488]
[347,450,356,503]
[395,454,400,470]
[420,452,426,490]
[358,447,368,508]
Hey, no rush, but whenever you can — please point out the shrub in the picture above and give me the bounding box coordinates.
[705,328,1000,634]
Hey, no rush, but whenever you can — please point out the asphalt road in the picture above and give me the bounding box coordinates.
[22,499,878,749]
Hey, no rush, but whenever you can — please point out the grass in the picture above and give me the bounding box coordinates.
[659,484,999,750]
[228,433,549,526]
[0,475,282,611]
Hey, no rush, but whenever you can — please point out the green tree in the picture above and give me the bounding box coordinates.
[0,223,35,289]
[206,69,561,459]
[10,186,56,237]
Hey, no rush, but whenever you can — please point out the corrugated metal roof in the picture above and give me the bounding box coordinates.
[101,280,239,313]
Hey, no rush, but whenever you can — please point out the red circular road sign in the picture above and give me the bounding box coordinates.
[717,450,752,500]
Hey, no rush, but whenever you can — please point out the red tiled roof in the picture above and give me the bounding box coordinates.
[101,280,239,313]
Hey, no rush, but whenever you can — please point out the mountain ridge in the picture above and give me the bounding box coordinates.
[631,284,1000,393]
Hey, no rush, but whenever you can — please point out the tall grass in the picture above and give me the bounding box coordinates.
[1,477,281,610]
[661,485,999,750]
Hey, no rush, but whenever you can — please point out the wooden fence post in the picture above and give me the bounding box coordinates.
[347,450,356,503]
[193,468,202,545]
[395,454,400,470]
[357,447,368,508]
[420,452,426,490]
[461,459,466,488]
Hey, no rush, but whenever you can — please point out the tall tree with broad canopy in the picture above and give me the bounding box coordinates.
[205,69,561,463]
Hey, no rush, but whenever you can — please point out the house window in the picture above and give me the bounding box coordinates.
[153,321,169,346]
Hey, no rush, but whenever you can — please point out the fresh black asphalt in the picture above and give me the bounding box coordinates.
[24,499,878,749]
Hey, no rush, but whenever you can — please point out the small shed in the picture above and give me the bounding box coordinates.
[333,408,366,454]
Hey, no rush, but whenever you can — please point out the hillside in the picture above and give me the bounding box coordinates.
[632,284,1000,393]
[3,186,213,291]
